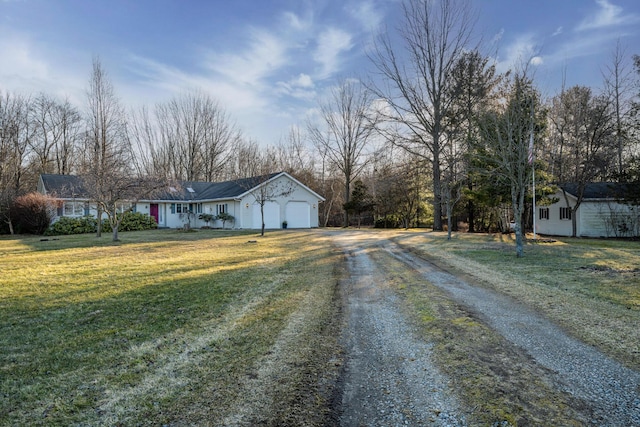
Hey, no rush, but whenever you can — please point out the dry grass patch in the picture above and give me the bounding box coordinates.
[0,229,341,426]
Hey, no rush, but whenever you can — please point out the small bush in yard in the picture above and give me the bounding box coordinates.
[102,212,157,232]
[10,193,58,234]
[45,216,98,235]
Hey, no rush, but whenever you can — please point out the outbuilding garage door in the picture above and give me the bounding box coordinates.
[252,202,280,229]
[285,201,310,228]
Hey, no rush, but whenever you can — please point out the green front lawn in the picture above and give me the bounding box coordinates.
[0,229,339,426]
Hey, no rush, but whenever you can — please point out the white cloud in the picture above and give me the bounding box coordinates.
[348,1,384,31]
[126,55,267,112]
[495,33,540,73]
[293,73,314,88]
[576,0,640,31]
[313,28,353,79]
[205,28,289,87]
[0,32,49,89]
[552,26,563,37]
[0,29,86,103]
[530,56,544,66]
[275,73,316,100]
[282,11,312,32]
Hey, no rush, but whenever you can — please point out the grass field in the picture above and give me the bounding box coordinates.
[0,229,342,426]
[1,228,638,426]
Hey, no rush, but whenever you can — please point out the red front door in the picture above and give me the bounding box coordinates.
[150,204,159,224]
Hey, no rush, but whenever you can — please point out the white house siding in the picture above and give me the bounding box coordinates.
[579,202,609,237]
[537,191,575,237]
[155,200,242,229]
[589,201,638,237]
[537,190,637,237]
[537,207,571,236]
[238,197,253,229]
[252,202,281,229]
[213,200,240,229]
[164,203,185,228]
[200,201,240,229]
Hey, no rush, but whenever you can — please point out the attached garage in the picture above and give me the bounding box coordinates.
[252,202,281,229]
[285,201,310,228]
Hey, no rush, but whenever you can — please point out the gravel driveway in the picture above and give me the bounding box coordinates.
[334,232,465,426]
[330,231,640,426]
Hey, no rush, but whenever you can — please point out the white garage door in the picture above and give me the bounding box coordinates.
[285,201,310,228]
[252,202,280,229]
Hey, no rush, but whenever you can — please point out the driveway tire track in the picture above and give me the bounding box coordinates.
[334,234,466,426]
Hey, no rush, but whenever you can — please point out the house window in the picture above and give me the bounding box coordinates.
[539,207,549,220]
[560,207,572,220]
[216,203,228,215]
[188,203,201,214]
[117,202,134,214]
[63,201,84,217]
[170,203,175,214]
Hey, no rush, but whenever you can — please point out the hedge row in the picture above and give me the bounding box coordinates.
[45,212,157,236]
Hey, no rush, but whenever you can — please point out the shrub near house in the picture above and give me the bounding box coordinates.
[9,193,58,235]
[45,212,156,236]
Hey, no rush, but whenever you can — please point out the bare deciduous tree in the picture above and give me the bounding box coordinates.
[29,93,82,176]
[308,79,378,227]
[224,139,269,180]
[602,40,635,177]
[274,126,317,184]
[369,0,476,231]
[82,58,167,241]
[82,57,130,238]
[150,91,240,182]
[477,72,542,257]
[0,91,32,234]
[237,165,293,236]
[549,85,617,237]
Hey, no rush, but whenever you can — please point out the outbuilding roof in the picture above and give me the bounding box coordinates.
[560,182,631,200]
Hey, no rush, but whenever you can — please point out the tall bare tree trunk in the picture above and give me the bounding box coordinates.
[308,79,378,229]
[368,0,476,231]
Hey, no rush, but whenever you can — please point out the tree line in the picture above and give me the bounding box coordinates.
[1,0,639,255]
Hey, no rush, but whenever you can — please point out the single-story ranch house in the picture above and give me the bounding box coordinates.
[536,183,638,238]
[38,172,325,230]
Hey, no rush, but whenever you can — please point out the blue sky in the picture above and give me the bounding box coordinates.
[1,0,639,145]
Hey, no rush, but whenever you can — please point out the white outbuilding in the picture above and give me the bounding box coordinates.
[536,183,638,238]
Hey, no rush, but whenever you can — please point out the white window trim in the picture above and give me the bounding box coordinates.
[64,201,85,217]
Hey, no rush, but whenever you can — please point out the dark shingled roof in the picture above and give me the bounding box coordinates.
[40,174,88,198]
[40,173,282,201]
[560,182,631,199]
[153,173,281,201]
